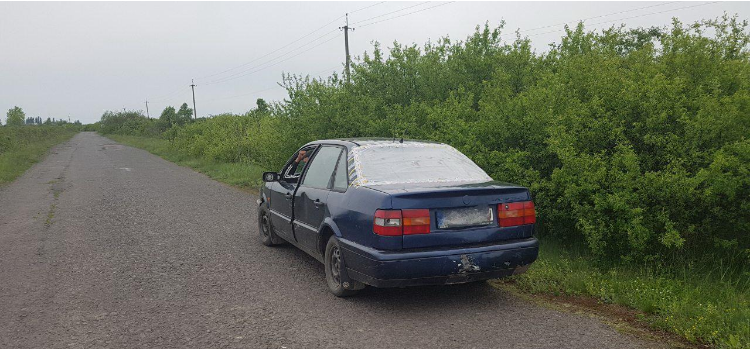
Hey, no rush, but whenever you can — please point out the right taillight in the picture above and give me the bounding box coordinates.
[498,201,536,227]
[402,209,430,235]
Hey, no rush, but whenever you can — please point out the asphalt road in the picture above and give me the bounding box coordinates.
[0,132,656,349]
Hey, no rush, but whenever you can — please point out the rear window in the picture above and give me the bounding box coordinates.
[348,142,492,186]
[301,146,342,189]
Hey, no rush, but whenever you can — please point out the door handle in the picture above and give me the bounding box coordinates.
[314,199,325,208]
[285,192,292,200]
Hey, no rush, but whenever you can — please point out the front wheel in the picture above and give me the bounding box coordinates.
[258,211,281,246]
[324,237,363,297]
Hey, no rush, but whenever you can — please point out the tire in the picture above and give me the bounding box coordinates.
[258,211,281,246]
[324,237,363,297]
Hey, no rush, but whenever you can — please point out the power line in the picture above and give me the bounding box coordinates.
[149,2,385,103]
[195,2,384,83]
[203,28,340,85]
[352,1,429,26]
[204,86,282,103]
[195,19,342,82]
[350,1,386,14]
[311,65,343,77]
[526,1,719,37]
[151,88,194,113]
[188,64,341,104]
[357,2,455,28]
[150,1,702,115]
[150,86,190,102]
[520,1,678,33]
[202,31,342,86]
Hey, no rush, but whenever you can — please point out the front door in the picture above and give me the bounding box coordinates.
[293,146,343,253]
[268,146,317,242]
[268,181,296,241]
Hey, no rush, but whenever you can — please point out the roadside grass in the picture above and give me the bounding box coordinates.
[105,134,265,190]
[494,240,749,349]
[0,127,78,185]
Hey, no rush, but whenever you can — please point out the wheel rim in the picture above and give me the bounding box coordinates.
[330,245,342,285]
[261,215,271,239]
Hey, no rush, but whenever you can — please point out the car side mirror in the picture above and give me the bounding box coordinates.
[262,172,280,182]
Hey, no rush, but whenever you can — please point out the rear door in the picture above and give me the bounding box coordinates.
[268,146,317,242]
[293,146,343,254]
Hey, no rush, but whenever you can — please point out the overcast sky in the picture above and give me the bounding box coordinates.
[1,1,748,124]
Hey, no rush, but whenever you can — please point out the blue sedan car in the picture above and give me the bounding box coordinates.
[258,139,539,296]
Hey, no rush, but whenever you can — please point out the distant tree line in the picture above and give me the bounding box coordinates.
[4,106,81,126]
[97,102,193,135]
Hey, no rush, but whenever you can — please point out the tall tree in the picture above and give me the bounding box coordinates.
[159,106,177,125]
[6,106,25,126]
[176,103,193,123]
[256,98,270,113]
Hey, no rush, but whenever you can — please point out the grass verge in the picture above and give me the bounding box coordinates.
[105,134,265,191]
[492,241,749,349]
[0,127,78,185]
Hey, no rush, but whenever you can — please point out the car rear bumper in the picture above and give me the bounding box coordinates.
[339,237,539,288]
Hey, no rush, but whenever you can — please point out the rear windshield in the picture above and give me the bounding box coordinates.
[348,142,492,187]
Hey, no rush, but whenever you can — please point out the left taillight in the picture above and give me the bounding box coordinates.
[498,201,536,227]
[374,209,402,236]
[374,209,431,236]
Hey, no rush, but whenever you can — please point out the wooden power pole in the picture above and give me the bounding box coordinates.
[190,79,197,120]
[340,14,354,83]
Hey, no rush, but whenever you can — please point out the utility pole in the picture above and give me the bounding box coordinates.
[339,13,354,83]
[145,99,150,119]
[190,79,197,120]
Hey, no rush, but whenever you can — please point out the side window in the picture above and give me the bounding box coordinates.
[301,146,342,189]
[332,150,348,191]
[283,146,315,182]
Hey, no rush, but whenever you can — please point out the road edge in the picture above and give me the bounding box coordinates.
[489,280,709,349]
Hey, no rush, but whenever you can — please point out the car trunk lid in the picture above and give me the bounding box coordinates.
[367,181,534,249]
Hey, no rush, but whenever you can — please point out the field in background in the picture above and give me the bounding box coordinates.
[95,16,749,348]
[0,126,79,185]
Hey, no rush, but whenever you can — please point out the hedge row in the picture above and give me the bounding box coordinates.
[100,16,750,265]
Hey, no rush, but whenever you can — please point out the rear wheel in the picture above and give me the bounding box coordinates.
[324,237,363,297]
[258,211,280,246]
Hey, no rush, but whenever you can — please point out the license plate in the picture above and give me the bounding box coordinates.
[436,206,494,229]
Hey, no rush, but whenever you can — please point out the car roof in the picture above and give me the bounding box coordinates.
[306,138,443,148]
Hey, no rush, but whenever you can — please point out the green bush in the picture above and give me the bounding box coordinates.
[99,16,750,265]
[99,110,160,136]
[0,125,78,156]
